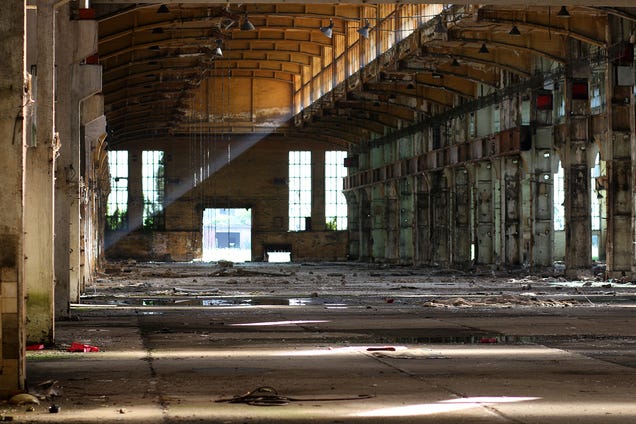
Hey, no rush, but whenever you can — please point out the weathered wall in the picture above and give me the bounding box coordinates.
[0,0,26,397]
[105,135,348,262]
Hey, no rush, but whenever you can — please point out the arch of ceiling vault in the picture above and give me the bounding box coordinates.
[93,2,629,145]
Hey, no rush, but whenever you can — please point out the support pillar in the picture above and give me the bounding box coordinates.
[370,185,385,261]
[344,190,359,260]
[452,167,471,267]
[54,5,100,316]
[563,73,593,277]
[522,126,555,267]
[431,171,449,266]
[359,188,372,261]
[415,174,431,265]
[0,0,27,396]
[398,177,414,264]
[25,0,55,344]
[502,157,521,266]
[474,161,495,265]
[311,150,325,231]
[385,181,399,262]
[604,22,635,278]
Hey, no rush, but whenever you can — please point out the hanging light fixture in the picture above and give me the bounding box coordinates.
[320,19,334,38]
[157,4,169,13]
[357,20,371,39]
[241,13,256,31]
[214,39,223,57]
[557,6,570,17]
[450,58,460,67]
[478,43,489,54]
[509,25,521,36]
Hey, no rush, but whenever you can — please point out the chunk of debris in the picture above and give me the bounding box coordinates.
[9,393,40,406]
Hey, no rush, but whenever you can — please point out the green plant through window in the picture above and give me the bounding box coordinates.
[106,150,128,231]
[142,151,165,230]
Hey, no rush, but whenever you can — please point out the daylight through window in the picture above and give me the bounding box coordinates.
[325,151,348,230]
[289,151,311,231]
[142,150,165,229]
[106,150,128,231]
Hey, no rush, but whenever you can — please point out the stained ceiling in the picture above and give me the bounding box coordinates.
[92,2,635,146]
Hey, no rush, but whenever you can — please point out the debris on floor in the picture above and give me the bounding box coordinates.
[67,342,100,352]
[8,393,39,406]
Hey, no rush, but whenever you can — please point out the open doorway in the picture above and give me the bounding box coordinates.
[202,208,252,262]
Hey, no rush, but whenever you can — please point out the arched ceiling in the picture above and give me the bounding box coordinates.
[93,2,636,145]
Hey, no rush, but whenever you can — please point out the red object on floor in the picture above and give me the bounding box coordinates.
[26,344,45,351]
[479,337,498,344]
[68,342,100,352]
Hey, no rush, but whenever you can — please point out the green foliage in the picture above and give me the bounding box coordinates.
[325,216,338,231]
[106,208,127,231]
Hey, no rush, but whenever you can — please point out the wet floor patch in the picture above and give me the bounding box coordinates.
[80,296,322,307]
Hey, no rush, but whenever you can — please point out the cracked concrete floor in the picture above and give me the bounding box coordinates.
[4,262,636,423]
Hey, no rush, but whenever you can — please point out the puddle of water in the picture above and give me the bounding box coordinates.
[86,297,321,307]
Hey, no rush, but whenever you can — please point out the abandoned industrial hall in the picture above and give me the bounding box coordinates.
[1,0,636,422]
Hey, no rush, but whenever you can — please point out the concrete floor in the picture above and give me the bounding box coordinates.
[4,262,636,423]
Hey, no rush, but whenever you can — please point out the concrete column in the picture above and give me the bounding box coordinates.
[24,0,56,344]
[370,185,385,261]
[502,157,521,266]
[474,161,495,265]
[359,188,372,261]
[415,174,431,265]
[384,181,399,262]
[81,113,106,290]
[398,177,414,264]
[128,149,144,230]
[452,167,471,266]
[0,0,27,396]
[54,5,100,316]
[344,191,359,260]
[430,171,449,266]
[563,76,593,276]
[521,127,555,267]
[604,27,634,278]
[311,150,325,231]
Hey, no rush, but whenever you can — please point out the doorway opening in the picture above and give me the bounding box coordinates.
[202,208,252,262]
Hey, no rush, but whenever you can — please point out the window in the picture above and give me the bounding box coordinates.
[142,150,165,229]
[590,71,606,114]
[289,151,311,231]
[106,151,128,231]
[325,151,348,230]
[553,161,565,231]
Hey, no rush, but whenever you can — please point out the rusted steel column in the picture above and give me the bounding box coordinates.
[474,161,495,265]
